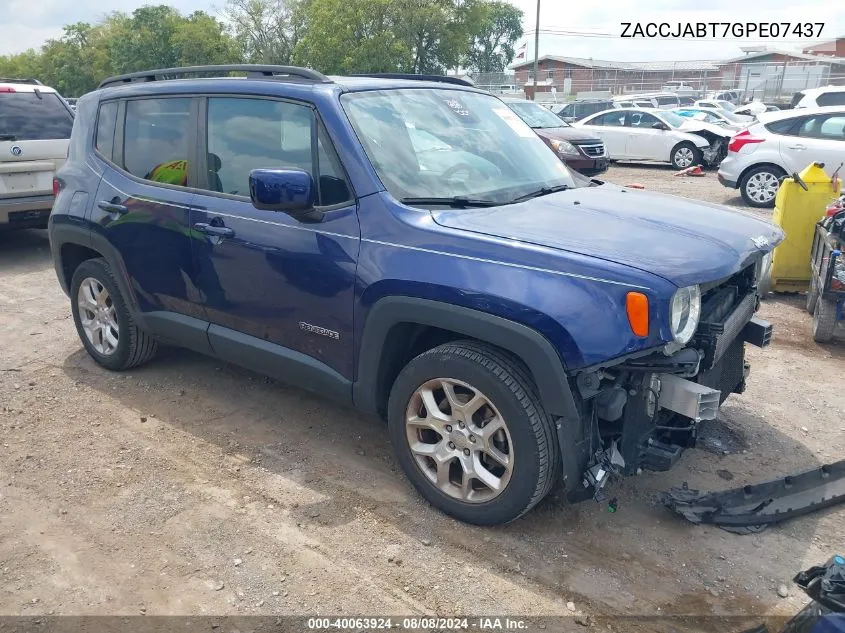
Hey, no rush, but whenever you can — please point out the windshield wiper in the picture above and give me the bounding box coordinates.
[0,134,17,141]
[510,184,571,203]
[400,196,498,208]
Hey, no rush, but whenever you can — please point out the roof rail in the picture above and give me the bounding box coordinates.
[0,77,43,85]
[349,73,475,87]
[98,64,331,89]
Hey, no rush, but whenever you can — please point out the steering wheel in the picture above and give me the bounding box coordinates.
[792,171,809,192]
[441,162,484,185]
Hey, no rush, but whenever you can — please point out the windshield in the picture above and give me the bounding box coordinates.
[507,101,567,129]
[341,88,575,204]
[718,109,743,122]
[717,100,736,111]
[659,111,688,128]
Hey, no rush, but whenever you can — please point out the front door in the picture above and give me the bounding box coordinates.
[189,96,360,380]
[624,111,666,160]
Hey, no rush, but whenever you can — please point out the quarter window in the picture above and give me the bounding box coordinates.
[122,98,192,185]
[95,101,118,162]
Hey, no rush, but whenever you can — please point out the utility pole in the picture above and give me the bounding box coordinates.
[532,0,540,100]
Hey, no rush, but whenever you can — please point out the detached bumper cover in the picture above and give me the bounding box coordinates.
[661,458,845,533]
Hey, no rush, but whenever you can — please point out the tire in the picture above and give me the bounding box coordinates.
[70,257,158,370]
[670,142,701,170]
[806,275,820,315]
[740,165,784,208]
[387,341,561,526]
[812,297,838,343]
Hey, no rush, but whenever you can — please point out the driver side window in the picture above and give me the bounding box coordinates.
[628,112,660,128]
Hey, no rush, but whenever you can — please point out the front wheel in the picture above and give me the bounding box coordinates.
[387,341,561,525]
[670,142,701,170]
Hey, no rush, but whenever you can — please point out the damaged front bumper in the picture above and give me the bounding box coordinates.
[661,458,845,534]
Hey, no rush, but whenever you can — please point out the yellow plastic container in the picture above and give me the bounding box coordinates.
[769,162,839,293]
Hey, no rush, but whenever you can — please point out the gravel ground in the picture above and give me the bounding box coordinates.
[1,164,843,628]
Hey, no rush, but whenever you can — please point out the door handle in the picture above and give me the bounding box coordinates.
[97,200,128,214]
[787,144,806,150]
[194,222,234,238]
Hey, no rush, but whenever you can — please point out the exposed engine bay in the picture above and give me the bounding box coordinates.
[679,122,732,167]
[568,262,772,501]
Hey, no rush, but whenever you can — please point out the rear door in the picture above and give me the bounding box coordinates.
[784,112,845,175]
[579,110,628,158]
[0,87,73,215]
[90,96,207,326]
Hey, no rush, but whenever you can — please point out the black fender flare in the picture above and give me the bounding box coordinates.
[50,221,139,314]
[353,296,580,422]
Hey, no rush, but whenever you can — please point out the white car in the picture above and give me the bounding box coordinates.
[717,106,845,208]
[574,107,732,169]
[791,85,845,109]
[694,99,755,124]
[672,107,745,131]
[1,79,74,231]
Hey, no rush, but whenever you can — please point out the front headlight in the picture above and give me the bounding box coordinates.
[549,139,579,157]
[670,285,701,345]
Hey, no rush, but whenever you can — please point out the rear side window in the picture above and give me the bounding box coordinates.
[817,92,845,107]
[765,118,799,135]
[95,102,118,161]
[798,114,845,140]
[0,91,73,141]
[122,98,192,185]
[591,111,626,126]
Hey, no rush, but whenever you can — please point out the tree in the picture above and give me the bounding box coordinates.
[222,0,305,64]
[293,0,411,74]
[465,1,523,73]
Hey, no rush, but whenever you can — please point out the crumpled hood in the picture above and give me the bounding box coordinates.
[431,184,784,288]
[678,120,734,139]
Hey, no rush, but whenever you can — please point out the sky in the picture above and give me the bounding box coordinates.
[0,0,842,61]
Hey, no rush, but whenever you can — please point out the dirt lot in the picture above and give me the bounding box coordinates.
[1,163,843,628]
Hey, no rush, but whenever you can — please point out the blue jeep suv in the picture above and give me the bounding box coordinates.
[49,65,782,525]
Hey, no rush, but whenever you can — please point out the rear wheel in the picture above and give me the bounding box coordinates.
[806,276,820,315]
[812,297,838,343]
[670,142,701,170]
[740,166,784,208]
[387,341,560,525]
[70,258,158,370]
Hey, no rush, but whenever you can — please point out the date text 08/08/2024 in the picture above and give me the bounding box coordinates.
[307,617,534,630]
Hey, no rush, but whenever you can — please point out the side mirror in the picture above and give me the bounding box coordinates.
[652,122,668,130]
[249,168,316,215]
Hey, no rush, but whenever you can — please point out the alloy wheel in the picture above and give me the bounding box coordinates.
[404,378,513,503]
[77,277,120,356]
[745,171,779,204]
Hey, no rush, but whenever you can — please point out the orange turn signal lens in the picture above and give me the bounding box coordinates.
[626,292,649,337]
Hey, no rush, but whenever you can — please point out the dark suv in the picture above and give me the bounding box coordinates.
[50,65,782,526]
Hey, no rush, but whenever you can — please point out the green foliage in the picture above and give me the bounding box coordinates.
[466,1,524,73]
[0,0,523,96]
[0,6,239,96]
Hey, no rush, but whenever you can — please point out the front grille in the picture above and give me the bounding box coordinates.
[694,264,758,370]
[698,336,745,403]
[574,142,605,158]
